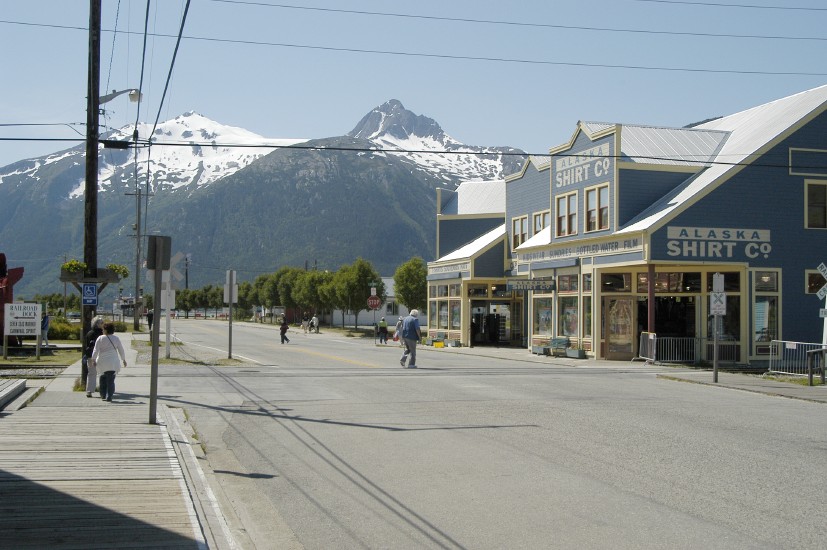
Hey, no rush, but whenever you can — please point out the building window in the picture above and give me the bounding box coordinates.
[556,193,577,237]
[806,180,827,229]
[559,296,578,337]
[512,216,528,249]
[582,273,592,292]
[449,284,461,297]
[533,297,553,337]
[753,270,779,349]
[585,184,609,232]
[601,273,632,292]
[533,211,550,235]
[582,295,592,337]
[557,274,578,292]
[637,272,702,293]
[806,271,827,294]
[706,272,740,292]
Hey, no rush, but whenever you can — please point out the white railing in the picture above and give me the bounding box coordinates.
[634,334,741,365]
[634,332,657,363]
[768,340,826,376]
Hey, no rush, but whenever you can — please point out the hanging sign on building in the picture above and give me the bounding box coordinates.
[507,280,556,292]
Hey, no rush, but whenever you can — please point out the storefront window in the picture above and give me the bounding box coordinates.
[755,271,778,292]
[491,285,510,297]
[429,303,438,328]
[559,296,578,337]
[449,284,461,297]
[583,273,592,292]
[533,297,553,337]
[558,274,578,292]
[754,296,777,342]
[637,272,701,293]
[439,302,449,329]
[429,286,437,298]
[707,272,740,292]
[601,273,632,292]
[450,301,461,330]
[583,296,592,337]
[468,284,488,297]
[437,285,448,297]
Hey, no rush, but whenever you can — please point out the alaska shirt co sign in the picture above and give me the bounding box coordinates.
[507,280,556,292]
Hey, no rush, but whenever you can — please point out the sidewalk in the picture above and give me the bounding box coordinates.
[0,334,235,550]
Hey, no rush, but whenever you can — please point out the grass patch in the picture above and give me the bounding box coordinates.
[0,348,82,367]
[764,374,825,386]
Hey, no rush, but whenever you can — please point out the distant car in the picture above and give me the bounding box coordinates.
[67,312,81,320]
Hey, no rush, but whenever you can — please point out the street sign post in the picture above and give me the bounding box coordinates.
[82,283,98,306]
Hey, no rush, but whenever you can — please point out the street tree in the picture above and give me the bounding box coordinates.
[393,256,427,312]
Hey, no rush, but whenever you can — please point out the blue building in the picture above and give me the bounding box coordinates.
[427,85,827,364]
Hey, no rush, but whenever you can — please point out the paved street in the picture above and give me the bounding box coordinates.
[150,319,827,549]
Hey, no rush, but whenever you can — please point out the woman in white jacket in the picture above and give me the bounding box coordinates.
[90,322,127,402]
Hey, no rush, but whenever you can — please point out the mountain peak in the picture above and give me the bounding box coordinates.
[348,99,448,144]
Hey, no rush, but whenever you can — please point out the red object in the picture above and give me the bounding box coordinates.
[367,295,381,310]
[0,253,25,347]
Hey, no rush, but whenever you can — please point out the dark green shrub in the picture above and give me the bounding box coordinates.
[49,320,81,340]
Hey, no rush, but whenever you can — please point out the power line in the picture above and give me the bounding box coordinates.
[2,19,824,77]
[205,0,827,42]
[632,0,827,11]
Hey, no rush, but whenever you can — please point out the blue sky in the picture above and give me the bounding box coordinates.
[1,0,825,168]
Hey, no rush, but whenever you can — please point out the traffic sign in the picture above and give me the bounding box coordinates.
[367,295,381,310]
[710,292,726,316]
[82,283,98,306]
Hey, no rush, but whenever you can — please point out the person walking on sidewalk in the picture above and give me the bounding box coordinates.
[90,322,127,402]
[280,317,291,344]
[378,317,388,344]
[399,309,422,368]
[83,316,104,397]
[395,317,404,347]
[40,312,50,346]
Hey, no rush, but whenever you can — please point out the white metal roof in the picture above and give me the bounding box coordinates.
[618,84,827,234]
[516,225,551,251]
[437,224,506,262]
[440,179,505,216]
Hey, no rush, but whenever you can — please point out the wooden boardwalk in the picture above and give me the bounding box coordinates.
[0,392,204,549]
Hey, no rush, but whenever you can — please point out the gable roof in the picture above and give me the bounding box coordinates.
[618,84,827,235]
[437,224,506,262]
[439,179,505,216]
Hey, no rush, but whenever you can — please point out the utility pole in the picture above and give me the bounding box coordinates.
[82,0,101,381]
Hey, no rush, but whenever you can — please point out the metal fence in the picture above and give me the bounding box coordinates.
[635,334,741,365]
[768,340,826,376]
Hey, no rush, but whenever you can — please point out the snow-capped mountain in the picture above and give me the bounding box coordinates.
[349,99,524,184]
[0,101,526,297]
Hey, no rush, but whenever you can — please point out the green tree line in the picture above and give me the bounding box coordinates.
[170,257,427,329]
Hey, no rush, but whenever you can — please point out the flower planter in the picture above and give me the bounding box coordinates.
[566,348,586,359]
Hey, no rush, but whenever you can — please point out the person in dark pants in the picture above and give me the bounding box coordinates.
[83,317,104,397]
[147,309,154,332]
[280,318,290,344]
[470,319,478,348]
[90,322,127,402]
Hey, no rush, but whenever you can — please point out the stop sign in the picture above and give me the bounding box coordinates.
[367,295,381,310]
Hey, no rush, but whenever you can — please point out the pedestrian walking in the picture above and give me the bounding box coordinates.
[90,322,127,402]
[395,316,404,346]
[147,309,154,332]
[280,318,291,344]
[311,314,319,334]
[399,309,422,368]
[302,313,309,333]
[40,312,50,346]
[83,316,104,397]
[378,317,388,344]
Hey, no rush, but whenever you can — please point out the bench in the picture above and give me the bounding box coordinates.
[531,337,570,357]
[550,337,570,357]
[0,379,26,411]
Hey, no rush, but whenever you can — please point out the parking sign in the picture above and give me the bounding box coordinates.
[82,283,98,306]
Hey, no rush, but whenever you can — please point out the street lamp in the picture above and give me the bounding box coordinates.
[99,88,142,105]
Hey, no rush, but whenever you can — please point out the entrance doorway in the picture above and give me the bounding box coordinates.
[603,297,635,360]
[470,301,514,346]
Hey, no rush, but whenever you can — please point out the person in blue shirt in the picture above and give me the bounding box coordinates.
[399,309,422,368]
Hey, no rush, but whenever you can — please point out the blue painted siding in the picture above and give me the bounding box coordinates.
[649,110,827,343]
[474,242,505,277]
[438,217,502,258]
[550,133,616,242]
[506,162,550,244]
[617,169,693,226]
